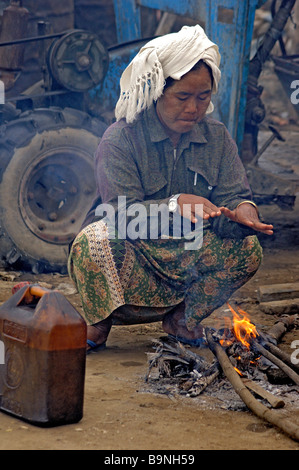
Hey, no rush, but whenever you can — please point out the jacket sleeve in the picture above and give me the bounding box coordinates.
[94,126,171,239]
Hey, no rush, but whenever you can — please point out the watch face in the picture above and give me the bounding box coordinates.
[169,200,177,211]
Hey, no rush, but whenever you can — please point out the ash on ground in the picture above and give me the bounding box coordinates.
[140,336,299,413]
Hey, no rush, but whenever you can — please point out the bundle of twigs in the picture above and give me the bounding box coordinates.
[256,314,299,385]
[145,337,219,397]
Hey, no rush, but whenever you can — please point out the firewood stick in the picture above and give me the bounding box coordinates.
[206,328,299,442]
[186,369,220,397]
[254,341,299,386]
[263,341,299,373]
[241,378,285,409]
[267,315,298,343]
[258,314,299,373]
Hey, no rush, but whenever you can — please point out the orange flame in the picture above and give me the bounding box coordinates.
[226,303,258,349]
[220,338,233,347]
[234,366,244,376]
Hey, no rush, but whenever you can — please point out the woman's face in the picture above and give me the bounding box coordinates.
[156,65,212,141]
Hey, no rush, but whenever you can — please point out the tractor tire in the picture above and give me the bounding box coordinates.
[0,107,107,273]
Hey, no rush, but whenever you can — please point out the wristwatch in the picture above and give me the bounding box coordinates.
[168,194,181,213]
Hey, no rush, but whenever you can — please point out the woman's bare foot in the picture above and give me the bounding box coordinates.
[87,316,112,352]
[162,303,204,341]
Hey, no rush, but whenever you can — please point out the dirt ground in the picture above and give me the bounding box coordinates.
[0,243,299,451]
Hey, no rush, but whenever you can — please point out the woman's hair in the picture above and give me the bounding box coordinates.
[164,60,214,91]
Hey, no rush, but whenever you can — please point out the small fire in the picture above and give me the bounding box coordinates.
[226,303,258,349]
[233,366,244,376]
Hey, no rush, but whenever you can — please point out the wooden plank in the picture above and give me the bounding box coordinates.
[258,282,299,302]
[259,298,299,315]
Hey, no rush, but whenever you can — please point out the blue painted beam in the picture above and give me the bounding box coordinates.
[136,0,208,21]
[113,0,141,42]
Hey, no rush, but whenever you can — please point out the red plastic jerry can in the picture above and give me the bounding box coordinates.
[0,284,87,427]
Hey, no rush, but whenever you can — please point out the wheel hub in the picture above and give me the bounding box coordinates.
[19,147,95,244]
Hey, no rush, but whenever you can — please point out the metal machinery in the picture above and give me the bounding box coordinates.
[0,0,297,273]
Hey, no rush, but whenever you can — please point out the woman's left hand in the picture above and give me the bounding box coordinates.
[220,203,274,235]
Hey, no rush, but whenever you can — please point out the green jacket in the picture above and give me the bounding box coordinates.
[85,104,255,239]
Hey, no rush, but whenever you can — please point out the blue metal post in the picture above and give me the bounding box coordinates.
[113,0,141,42]
[205,1,259,149]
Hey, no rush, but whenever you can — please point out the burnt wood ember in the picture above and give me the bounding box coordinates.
[266,367,295,385]
[253,341,299,386]
[217,328,261,376]
[263,341,299,373]
[145,337,220,397]
[256,314,299,383]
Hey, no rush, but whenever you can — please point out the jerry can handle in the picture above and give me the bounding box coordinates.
[20,285,49,305]
[29,286,47,298]
[12,282,51,306]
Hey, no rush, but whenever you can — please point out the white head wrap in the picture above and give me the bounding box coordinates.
[115,25,221,123]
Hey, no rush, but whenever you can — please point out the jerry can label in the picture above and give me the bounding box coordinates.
[3,320,27,343]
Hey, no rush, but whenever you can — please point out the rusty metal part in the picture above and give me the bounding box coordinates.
[245,127,296,209]
[0,33,64,48]
[245,164,296,209]
[251,126,286,166]
[0,28,109,93]
[0,1,29,71]
[0,0,29,90]
[249,0,297,85]
[242,0,296,165]
[47,30,109,92]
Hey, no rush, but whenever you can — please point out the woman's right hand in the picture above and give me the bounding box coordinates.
[177,194,222,223]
